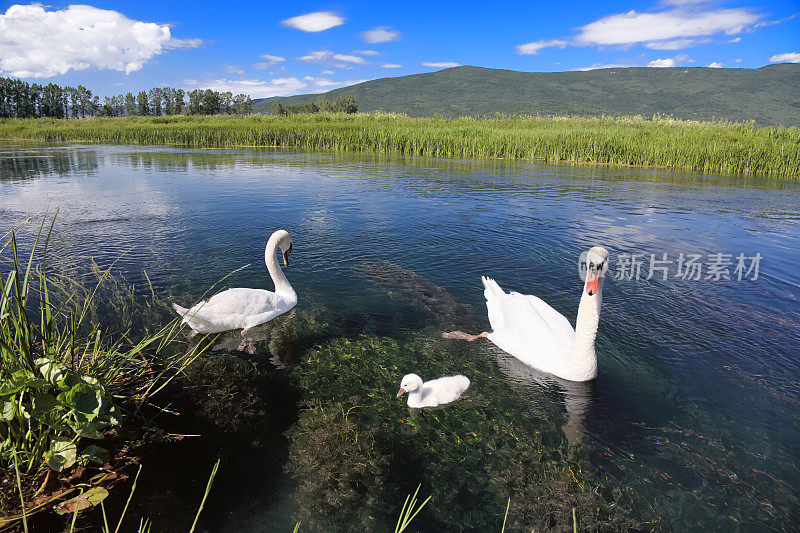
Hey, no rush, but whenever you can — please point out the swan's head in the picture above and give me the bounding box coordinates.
[583,246,609,297]
[397,373,423,398]
[271,229,293,267]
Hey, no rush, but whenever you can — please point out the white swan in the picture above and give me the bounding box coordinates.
[396,373,470,408]
[172,230,297,335]
[445,246,609,382]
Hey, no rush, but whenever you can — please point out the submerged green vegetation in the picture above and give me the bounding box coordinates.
[287,335,636,531]
[1,113,799,178]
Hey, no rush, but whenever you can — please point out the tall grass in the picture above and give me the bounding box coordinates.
[1,215,209,526]
[1,113,798,178]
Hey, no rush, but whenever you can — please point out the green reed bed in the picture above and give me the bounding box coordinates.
[0,216,210,527]
[1,113,799,178]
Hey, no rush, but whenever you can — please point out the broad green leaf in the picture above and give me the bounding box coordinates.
[53,486,109,515]
[44,438,77,471]
[73,420,106,440]
[58,382,102,419]
[31,392,58,415]
[81,376,100,387]
[0,369,45,396]
[78,444,109,466]
[0,400,16,421]
[36,357,80,390]
[0,437,14,456]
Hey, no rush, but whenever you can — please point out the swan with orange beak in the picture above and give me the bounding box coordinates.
[444,246,610,382]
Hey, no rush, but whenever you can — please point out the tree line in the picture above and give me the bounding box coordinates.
[271,95,357,116]
[0,77,252,118]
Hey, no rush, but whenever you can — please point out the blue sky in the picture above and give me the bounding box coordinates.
[0,0,798,99]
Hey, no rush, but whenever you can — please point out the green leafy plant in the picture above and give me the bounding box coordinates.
[1,356,121,472]
[1,214,206,483]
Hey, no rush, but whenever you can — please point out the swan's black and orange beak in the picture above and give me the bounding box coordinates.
[396,387,406,398]
[585,263,601,296]
[282,243,292,267]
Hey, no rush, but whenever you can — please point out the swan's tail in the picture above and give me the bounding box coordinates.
[481,276,506,301]
[481,277,506,335]
[172,301,214,332]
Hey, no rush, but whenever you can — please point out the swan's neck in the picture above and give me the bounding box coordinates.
[568,287,601,380]
[265,239,295,299]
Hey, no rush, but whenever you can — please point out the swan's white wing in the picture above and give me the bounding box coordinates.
[202,288,286,315]
[187,288,296,332]
[482,277,573,374]
[411,376,469,407]
[516,293,575,342]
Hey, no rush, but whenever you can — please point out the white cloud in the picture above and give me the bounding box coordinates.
[361,26,401,43]
[298,50,367,65]
[769,52,800,63]
[573,63,632,71]
[321,70,335,75]
[224,64,244,75]
[253,54,285,69]
[0,4,200,78]
[281,11,343,32]
[304,76,336,86]
[185,77,308,98]
[735,58,742,63]
[382,63,402,68]
[421,62,461,68]
[352,50,380,56]
[576,8,761,47]
[333,54,366,64]
[645,38,699,50]
[303,76,369,88]
[516,39,568,55]
[164,38,204,50]
[647,54,690,67]
[298,50,332,62]
[707,61,723,68]
[728,37,741,43]
[755,13,798,29]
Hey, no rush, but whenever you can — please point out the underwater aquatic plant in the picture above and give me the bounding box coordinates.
[289,334,637,530]
[285,398,394,531]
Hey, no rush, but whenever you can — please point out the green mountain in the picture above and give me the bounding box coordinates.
[252,64,800,126]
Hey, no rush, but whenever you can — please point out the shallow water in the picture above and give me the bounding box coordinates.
[2,143,799,531]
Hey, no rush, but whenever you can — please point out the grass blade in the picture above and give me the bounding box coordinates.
[114,464,143,533]
[189,459,220,533]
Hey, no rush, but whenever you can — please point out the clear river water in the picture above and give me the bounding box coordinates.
[1,143,799,531]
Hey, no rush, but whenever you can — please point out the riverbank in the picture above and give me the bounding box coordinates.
[0,221,214,529]
[1,113,798,178]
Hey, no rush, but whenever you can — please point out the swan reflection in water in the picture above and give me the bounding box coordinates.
[487,343,592,454]
[201,308,300,368]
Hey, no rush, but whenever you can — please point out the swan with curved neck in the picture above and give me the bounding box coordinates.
[445,246,609,382]
[172,230,298,335]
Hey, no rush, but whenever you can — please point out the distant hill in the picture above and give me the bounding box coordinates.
[252,64,800,126]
